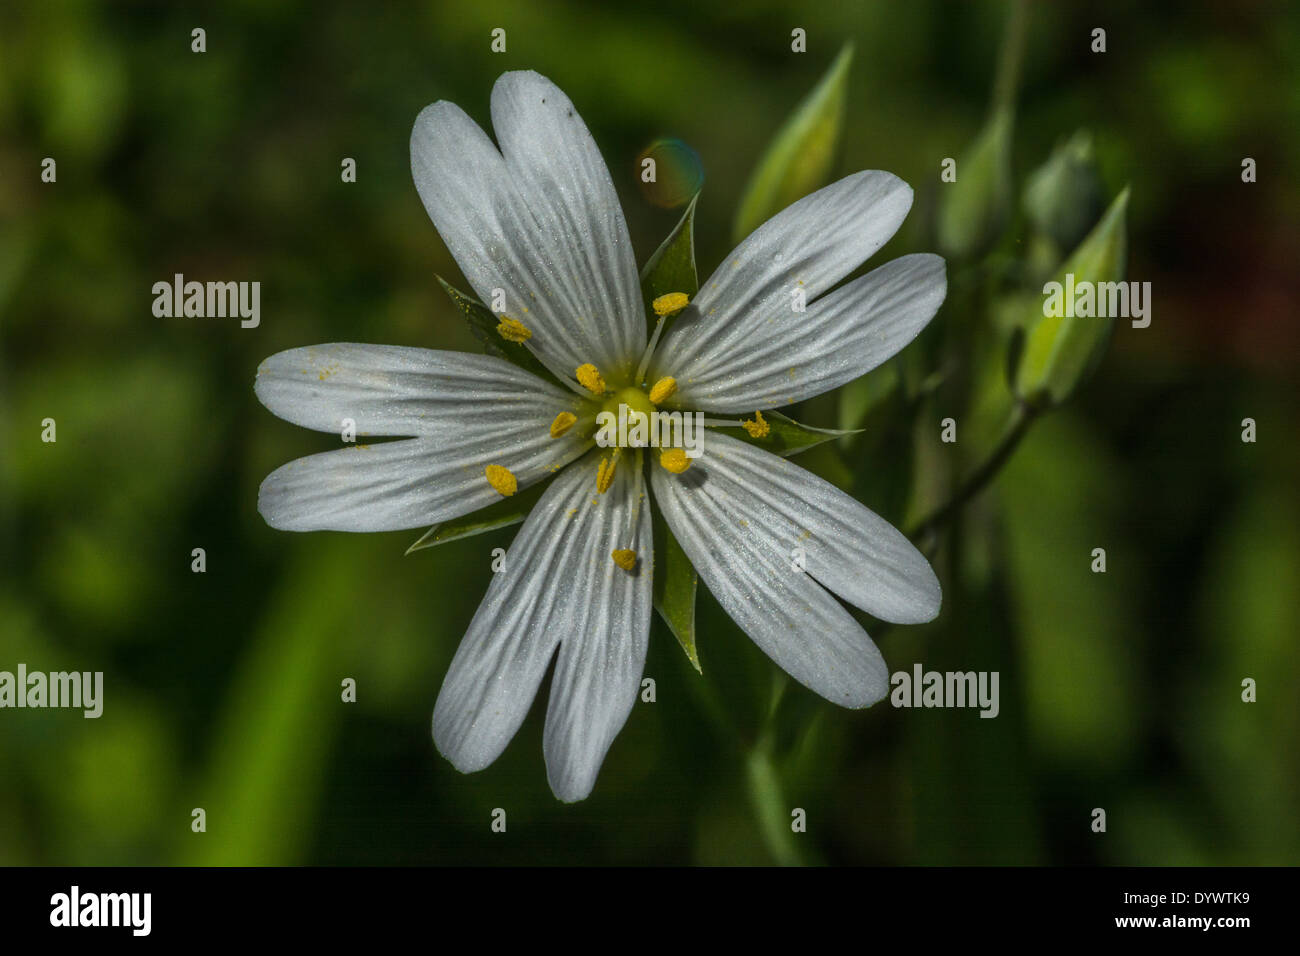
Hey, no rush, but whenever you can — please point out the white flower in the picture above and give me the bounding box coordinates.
[255,71,947,802]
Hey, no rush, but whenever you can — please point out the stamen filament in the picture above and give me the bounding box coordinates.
[635,292,690,385]
[610,450,647,572]
[634,317,666,385]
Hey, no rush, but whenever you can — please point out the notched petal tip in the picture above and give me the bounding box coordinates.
[909,251,950,307]
[411,100,456,134]
[255,473,295,532]
[919,564,944,620]
[492,68,553,95]
[889,559,943,625]
[431,705,500,776]
[844,167,913,211]
[250,347,301,409]
[933,258,950,310]
[410,101,478,175]
[256,461,328,534]
[547,770,596,804]
[842,673,892,711]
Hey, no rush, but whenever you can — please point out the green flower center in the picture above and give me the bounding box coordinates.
[601,386,656,427]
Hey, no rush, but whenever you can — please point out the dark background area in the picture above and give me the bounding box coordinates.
[1,0,1296,864]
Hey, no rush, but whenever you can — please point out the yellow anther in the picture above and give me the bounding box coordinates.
[495,316,532,343]
[659,448,692,474]
[484,464,517,497]
[648,376,677,405]
[596,456,617,494]
[652,292,690,317]
[742,410,770,438]
[575,363,606,395]
[549,411,578,438]
[610,549,638,571]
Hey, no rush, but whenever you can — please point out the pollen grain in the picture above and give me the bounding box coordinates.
[495,316,532,343]
[652,292,690,317]
[742,410,770,438]
[659,448,692,474]
[549,411,578,438]
[484,464,518,497]
[648,376,677,405]
[575,363,606,395]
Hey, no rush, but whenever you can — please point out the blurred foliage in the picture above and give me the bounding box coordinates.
[732,41,853,243]
[938,106,1014,260]
[1,0,1298,866]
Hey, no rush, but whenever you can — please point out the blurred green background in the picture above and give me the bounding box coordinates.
[1,0,1297,865]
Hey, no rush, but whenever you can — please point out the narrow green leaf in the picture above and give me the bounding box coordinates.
[652,511,700,673]
[732,42,853,244]
[714,410,861,458]
[406,477,553,554]
[182,542,352,865]
[436,276,560,386]
[746,742,805,866]
[1015,186,1130,405]
[640,191,700,331]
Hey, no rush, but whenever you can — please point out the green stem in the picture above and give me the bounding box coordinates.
[745,672,802,865]
[746,737,802,866]
[688,661,741,743]
[910,399,1040,552]
[991,0,1031,117]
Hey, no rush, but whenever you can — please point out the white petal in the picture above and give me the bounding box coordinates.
[683,431,939,623]
[651,431,939,707]
[650,170,914,395]
[542,461,652,802]
[258,426,588,533]
[411,72,643,380]
[662,254,946,413]
[255,344,581,436]
[433,452,651,796]
[490,72,645,379]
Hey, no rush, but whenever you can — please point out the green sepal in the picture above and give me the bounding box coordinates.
[713,410,861,458]
[652,510,701,674]
[641,196,703,669]
[436,276,561,387]
[1015,186,1130,405]
[732,42,854,244]
[641,192,700,299]
[640,192,700,343]
[405,476,554,554]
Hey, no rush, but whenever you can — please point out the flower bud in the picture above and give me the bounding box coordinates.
[1016,187,1130,405]
[1022,129,1105,255]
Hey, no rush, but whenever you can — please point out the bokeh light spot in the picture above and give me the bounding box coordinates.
[636,138,704,209]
